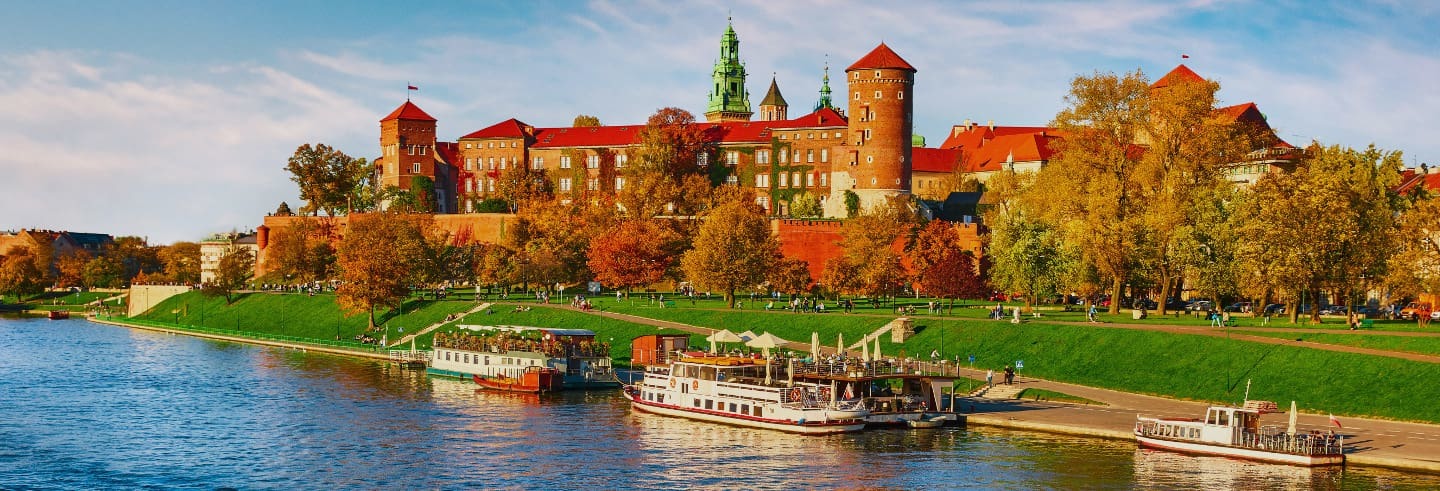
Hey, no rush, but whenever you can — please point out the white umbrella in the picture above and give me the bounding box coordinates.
[874,336,882,361]
[811,332,820,357]
[837,332,844,356]
[1296,400,1307,434]
[787,357,794,386]
[738,330,759,342]
[745,332,789,358]
[862,335,870,362]
[707,328,742,353]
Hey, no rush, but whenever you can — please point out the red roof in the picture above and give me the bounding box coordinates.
[911,147,964,173]
[460,118,531,139]
[434,142,459,166]
[939,124,1055,151]
[532,125,646,148]
[772,107,848,128]
[962,133,1060,173]
[1397,171,1440,194]
[1151,64,1204,89]
[846,43,916,72]
[380,101,436,122]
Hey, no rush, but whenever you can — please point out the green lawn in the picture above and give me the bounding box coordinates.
[1233,330,1440,357]
[603,302,892,351]
[134,291,473,343]
[4,291,120,311]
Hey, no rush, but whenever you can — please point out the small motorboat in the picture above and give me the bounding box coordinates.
[907,415,947,429]
[47,310,70,320]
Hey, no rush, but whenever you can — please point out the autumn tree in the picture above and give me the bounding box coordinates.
[789,192,823,218]
[0,246,47,303]
[82,254,125,288]
[496,165,554,207]
[767,256,812,298]
[336,212,427,328]
[108,236,162,284]
[474,243,518,295]
[619,107,715,217]
[159,241,202,284]
[681,199,777,307]
[1389,194,1440,299]
[910,220,985,312]
[201,247,254,304]
[509,197,617,292]
[819,257,859,299]
[828,198,917,304]
[573,114,601,127]
[54,249,90,290]
[1031,70,1151,314]
[285,143,371,216]
[587,219,681,296]
[988,214,1071,310]
[263,220,336,285]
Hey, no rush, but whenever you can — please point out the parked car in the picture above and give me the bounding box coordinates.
[1164,298,1187,311]
[1225,301,1252,313]
[1320,305,1347,315]
[1263,304,1285,315]
[1187,300,1214,312]
[1432,310,1440,321]
[1400,302,1432,320]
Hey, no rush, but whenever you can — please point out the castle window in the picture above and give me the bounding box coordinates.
[587,178,599,191]
[835,132,843,138]
[407,146,415,156]
[559,177,572,192]
[615,154,628,167]
[792,172,801,187]
[560,156,572,169]
[780,134,787,140]
[489,142,495,148]
[779,149,787,163]
[726,151,738,166]
[808,133,814,139]
[465,143,472,149]
[488,157,495,169]
[465,179,473,193]
[898,91,904,100]
[487,179,496,192]
[465,158,473,170]
[615,177,626,190]
[821,173,827,186]
[874,70,881,78]
[854,93,861,100]
[389,163,396,175]
[874,90,882,99]
[725,175,738,186]
[871,177,877,185]
[533,157,544,169]
[779,173,788,187]
[586,155,600,169]
[757,196,769,210]
[807,150,814,163]
[864,129,872,140]
[757,150,769,164]
[821,149,829,162]
[500,158,507,170]
[756,174,769,188]
[807,173,815,186]
[412,163,421,174]
[697,153,709,166]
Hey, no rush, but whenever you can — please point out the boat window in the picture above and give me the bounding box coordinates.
[729,403,737,413]
[754,406,763,417]
[701,367,717,381]
[1218,411,1229,427]
[705,400,713,410]
[693,399,701,408]
[742,404,750,414]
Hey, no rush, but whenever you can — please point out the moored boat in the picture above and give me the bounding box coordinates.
[47,310,70,320]
[427,325,619,390]
[624,354,869,435]
[906,415,946,429]
[1134,403,1344,466]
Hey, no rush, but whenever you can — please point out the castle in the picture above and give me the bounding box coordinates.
[373,20,918,218]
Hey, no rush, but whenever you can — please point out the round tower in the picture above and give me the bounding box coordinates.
[842,43,915,211]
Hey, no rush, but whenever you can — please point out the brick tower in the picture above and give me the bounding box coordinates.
[757,76,788,121]
[377,100,438,191]
[830,43,916,215]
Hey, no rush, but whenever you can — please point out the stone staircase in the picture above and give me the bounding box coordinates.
[969,382,1027,400]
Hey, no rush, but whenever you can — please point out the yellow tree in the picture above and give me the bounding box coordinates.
[1389,194,1440,299]
[1033,70,1152,313]
[831,197,917,305]
[767,255,812,297]
[336,212,427,328]
[201,247,254,305]
[681,199,777,307]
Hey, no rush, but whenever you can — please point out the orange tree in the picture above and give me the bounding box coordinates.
[681,199,777,308]
[587,219,681,296]
[336,212,427,328]
[910,220,985,313]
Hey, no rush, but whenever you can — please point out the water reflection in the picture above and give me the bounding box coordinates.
[4,318,1440,490]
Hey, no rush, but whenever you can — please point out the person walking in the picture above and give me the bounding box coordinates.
[1004,365,1015,385]
[1087,304,1098,323]
[986,368,995,388]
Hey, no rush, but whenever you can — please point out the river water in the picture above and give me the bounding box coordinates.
[1,317,1435,490]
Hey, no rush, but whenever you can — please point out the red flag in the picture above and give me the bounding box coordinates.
[1329,413,1342,428]
[1181,54,1190,59]
[408,85,419,91]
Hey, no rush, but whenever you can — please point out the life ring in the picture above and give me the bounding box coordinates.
[789,387,802,401]
[692,380,700,390]
[669,378,676,388]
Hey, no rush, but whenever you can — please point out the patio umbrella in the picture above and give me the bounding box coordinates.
[811,332,820,357]
[708,328,743,353]
[837,332,844,357]
[745,332,790,359]
[874,336,882,361]
[738,330,758,342]
[862,335,870,362]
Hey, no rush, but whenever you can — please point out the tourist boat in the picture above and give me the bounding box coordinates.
[788,358,963,428]
[1134,402,1345,466]
[624,354,869,434]
[427,325,619,391]
[472,366,561,394]
[47,310,70,320]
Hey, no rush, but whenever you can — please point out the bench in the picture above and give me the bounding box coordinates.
[1359,319,1375,329]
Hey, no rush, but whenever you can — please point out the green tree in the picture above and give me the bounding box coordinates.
[573,114,601,127]
[1032,69,1151,314]
[843,190,861,218]
[285,143,371,216]
[789,191,822,218]
[988,215,1070,310]
[202,247,254,304]
[681,199,777,307]
[82,253,125,289]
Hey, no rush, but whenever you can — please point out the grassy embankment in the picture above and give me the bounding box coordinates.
[3,291,119,312]
[1232,330,1440,357]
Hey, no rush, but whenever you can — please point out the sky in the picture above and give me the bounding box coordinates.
[2,0,1436,244]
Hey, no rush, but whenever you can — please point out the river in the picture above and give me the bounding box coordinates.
[1,317,1435,490]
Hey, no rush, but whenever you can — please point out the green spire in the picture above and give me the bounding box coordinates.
[814,61,834,111]
[705,18,751,120]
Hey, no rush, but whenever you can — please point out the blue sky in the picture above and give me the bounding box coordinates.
[3,0,1436,244]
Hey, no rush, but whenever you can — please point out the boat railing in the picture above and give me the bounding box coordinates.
[1136,421,1343,456]
[792,359,964,378]
[389,350,432,363]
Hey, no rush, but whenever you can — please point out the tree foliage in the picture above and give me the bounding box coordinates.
[0,246,47,302]
[158,241,202,284]
[910,220,986,311]
[827,198,917,302]
[202,247,254,304]
[767,256,812,296]
[285,143,370,216]
[587,219,681,293]
[263,221,336,285]
[681,199,777,307]
[336,212,428,328]
[789,191,823,218]
[620,107,715,217]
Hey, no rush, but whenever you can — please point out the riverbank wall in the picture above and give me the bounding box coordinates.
[88,316,391,362]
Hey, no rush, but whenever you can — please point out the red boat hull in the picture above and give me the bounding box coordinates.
[473,368,560,393]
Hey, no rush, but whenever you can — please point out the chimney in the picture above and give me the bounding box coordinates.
[963,118,972,130]
[987,120,995,130]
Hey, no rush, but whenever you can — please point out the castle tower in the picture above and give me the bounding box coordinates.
[378,100,438,191]
[814,62,835,111]
[757,76,788,121]
[704,19,753,122]
[832,43,916,214]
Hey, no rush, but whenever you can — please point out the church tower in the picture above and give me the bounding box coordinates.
[828,43,916,216]
[814,62,835,111]
[757,76,788,121]
[704,19,753,122]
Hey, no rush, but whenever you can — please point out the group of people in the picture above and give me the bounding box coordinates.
[984,366,1017,387]
[569,295,594,311]
[764,297,827,313]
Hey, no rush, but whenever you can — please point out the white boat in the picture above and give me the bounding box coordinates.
[906,415,947,429]
[1134,403,1344,467]
[624,355,869,435]
[427,325,619,390]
